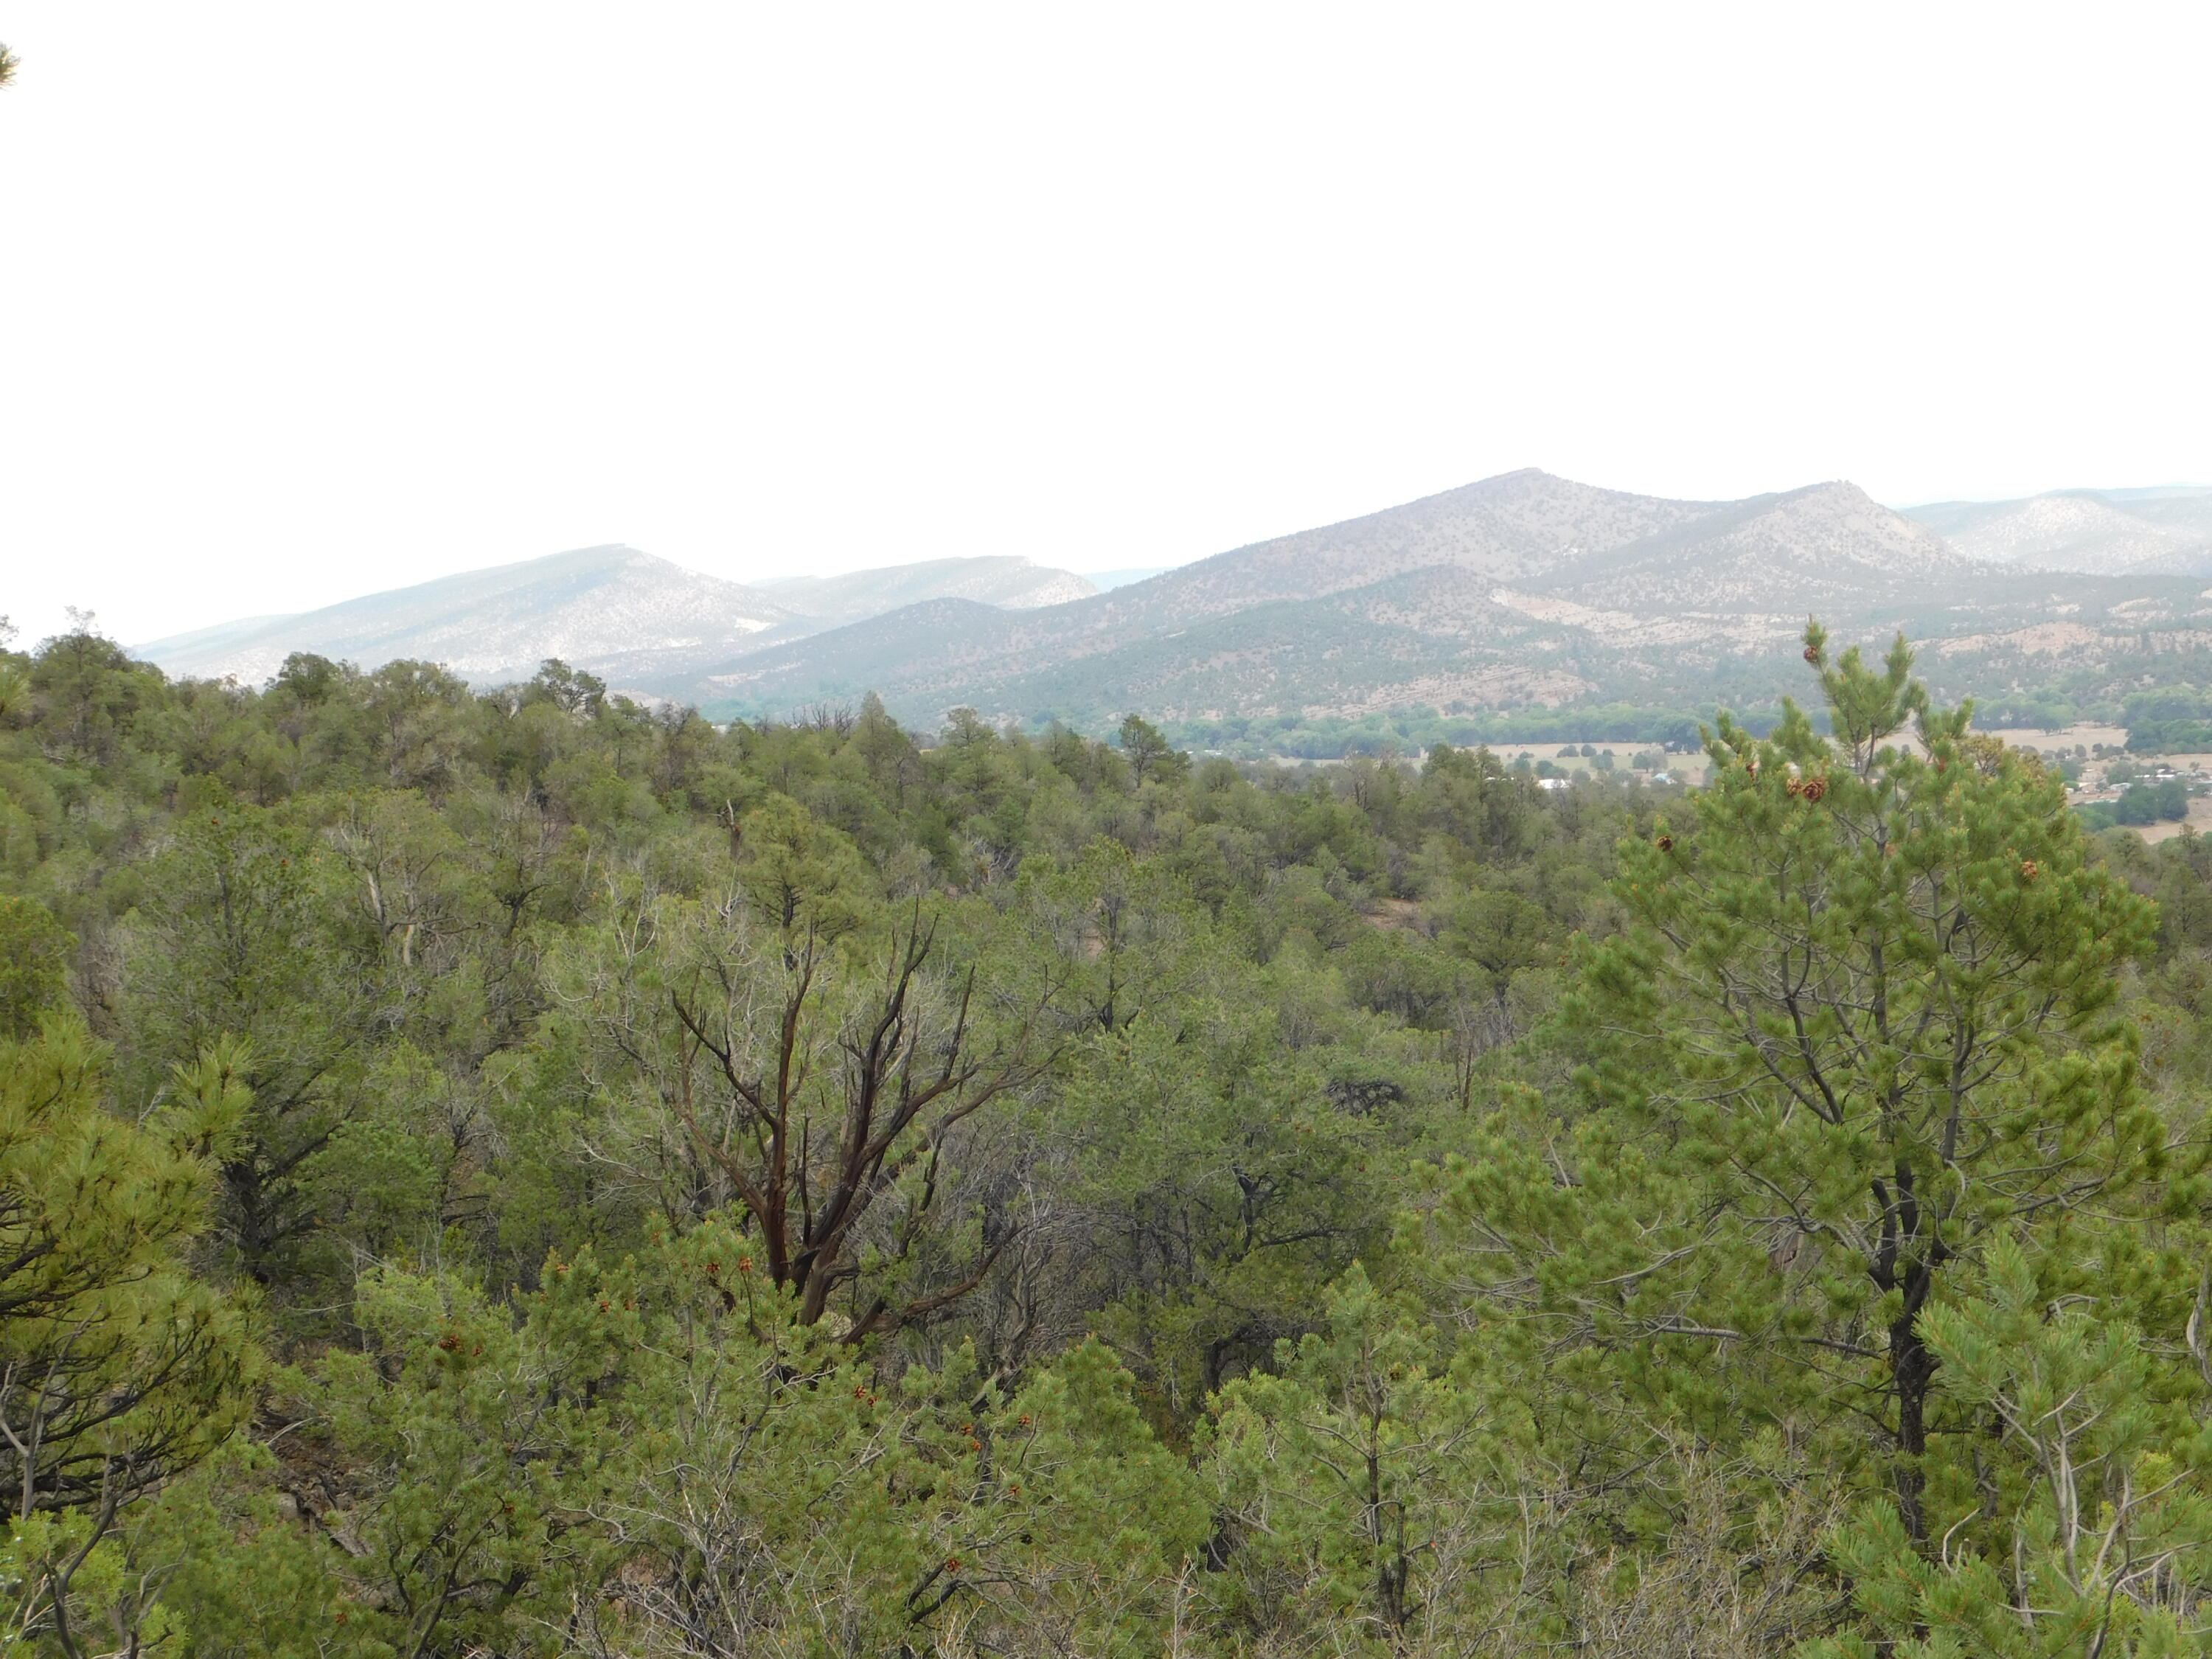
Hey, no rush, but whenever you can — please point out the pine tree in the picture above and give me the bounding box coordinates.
[1206,1263,1503,1649]
[0,1023,260,1650]
[1809,1234,2212,1658]
[1447,625,2175,1553]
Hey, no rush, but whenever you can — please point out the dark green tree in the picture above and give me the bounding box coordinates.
[526,656,607,717]
[122,807,372,1287]
[1117,714,1189,789]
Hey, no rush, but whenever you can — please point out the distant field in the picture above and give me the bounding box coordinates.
[2134,802,2212,844]
[1988,723,2129,752]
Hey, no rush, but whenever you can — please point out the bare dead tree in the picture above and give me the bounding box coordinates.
[655,905,1057,1340]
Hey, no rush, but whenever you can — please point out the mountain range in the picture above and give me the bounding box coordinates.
[136,471,2212,737]
[138,550,1096,690]
[755,557,1096,623]
[1901,486,2212,577]
[675,472,2212,729]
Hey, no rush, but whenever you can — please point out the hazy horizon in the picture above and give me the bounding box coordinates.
[7,4,2211,646]
[27,470,2212,656]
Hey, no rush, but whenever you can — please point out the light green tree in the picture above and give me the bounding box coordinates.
[1809,1234,2212,1658]
[1555,624,2171,1542]
[731,790,874,939]
[596,1211,1208,1657]
[274,1249,633,1658]
[0,897,69,1041]
[0,1023,260,1656]
[1117,715,1189,790]
[1206,1263,1505,1652]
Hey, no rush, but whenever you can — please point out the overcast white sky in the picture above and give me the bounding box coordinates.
[4,4,2210,647]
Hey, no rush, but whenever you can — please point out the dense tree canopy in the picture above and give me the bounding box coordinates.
[3,622,2212,1654]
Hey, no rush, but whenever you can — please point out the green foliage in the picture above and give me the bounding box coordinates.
[0,896,69,1040]
[1116,713,1190,788]
[1568,626,2168,1537]
[729,789,873,936]
[2126,685,2212,753]
[1166,701,1708,760]
[1811,1235,2212,1658]
[594,1214,1208,1656]
[290,1254,630,1656]
[1206,1263,1500,1649]
[121,804,374,1291]
[0,1020,260,1653]
[2119,778,2191,824]
[7,615,2212,1654]
[1060,977,1399,1418]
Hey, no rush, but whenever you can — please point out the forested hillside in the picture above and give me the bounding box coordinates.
[5,618,2212,1656]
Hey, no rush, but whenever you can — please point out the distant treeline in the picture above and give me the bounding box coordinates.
[2078,776,2192,829]
[1145,679,2212,759]
[2121,686,2212,752]
[1161,702,1723,759]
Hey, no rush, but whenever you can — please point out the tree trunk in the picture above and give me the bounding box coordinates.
[1888,1270,1938,1545]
